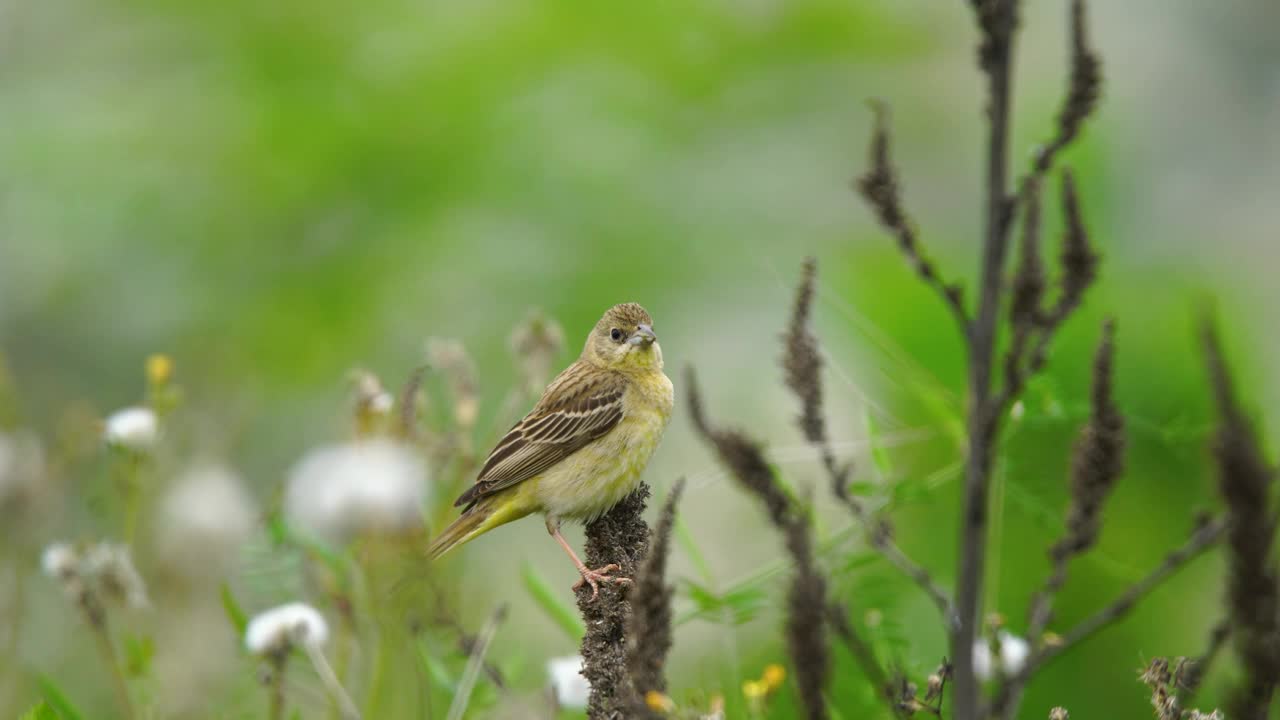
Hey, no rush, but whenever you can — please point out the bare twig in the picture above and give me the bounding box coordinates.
[1177,618,1231,706]
[780,258,955,624]
[952,0,1019,714]
[688,367,830,720]
[992,516,1226,718]
[826,603,900,718]
[1001,323,1124,719]
[856,103,971,339]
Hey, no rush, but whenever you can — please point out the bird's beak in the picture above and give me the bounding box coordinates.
[629,324,657,347]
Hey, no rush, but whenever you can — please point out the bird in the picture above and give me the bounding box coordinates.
[426,303,674,599]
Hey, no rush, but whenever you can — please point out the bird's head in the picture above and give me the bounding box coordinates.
[582,303,663,373]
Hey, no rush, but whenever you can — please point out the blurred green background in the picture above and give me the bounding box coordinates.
[2,0,1278,717]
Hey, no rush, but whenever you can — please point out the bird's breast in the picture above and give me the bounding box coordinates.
[532,371,673,521]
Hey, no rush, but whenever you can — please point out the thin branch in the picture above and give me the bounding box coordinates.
[826,603,900,718]
[1177,618,1232,707]
[688,367,830,720]
[780,258,955,624]
[991,516,1227,718]
[952,0,1018,713]
[855,102,971,340]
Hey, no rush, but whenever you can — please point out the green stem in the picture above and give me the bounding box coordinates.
[269,655,288,720]
[89,617,135,720]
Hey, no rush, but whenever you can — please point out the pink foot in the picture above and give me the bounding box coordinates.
[572,564,632,601]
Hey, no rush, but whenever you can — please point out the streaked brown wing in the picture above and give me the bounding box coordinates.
[453,367,625,508]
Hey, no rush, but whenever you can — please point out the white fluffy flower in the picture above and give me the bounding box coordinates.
[158,464,255,574]
[284,440,427,544]
[41,542,78,579]
[973,630,1031,681]
[245,602,329,655]
[104,407,158,450]
[547,655,589,710]
[42,540,148,608]
[0,430,45,506]
[82,542,150,608]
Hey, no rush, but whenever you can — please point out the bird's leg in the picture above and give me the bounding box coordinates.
[544,517,631,601]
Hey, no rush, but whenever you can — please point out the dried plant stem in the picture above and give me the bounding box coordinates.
[268,653,288,720]
[1178,618,1232,707]
[89,618,135,720]
[303,639,362,720]
[952,6,1016,714]
[578,485,651,718]
[445,604,506,720]
[781,258,954,625]
[846,497,955,626]
[992,516,1226,718]
[826,604,900,719]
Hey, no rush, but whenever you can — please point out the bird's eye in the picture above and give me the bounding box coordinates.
[610,328,623,342]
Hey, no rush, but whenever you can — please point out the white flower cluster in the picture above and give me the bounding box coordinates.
[244,602,330,656]
[103,407,159,451]
[973,630,1030,681]
[284,439,427,544]
[547,654,589,710]
[41,540,150,609]
[157,464,256,576]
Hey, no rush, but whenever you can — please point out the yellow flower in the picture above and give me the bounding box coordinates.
[644,690,675,713]
[146,354,173,386]
[742,679,767,700]
[761,664,786,692]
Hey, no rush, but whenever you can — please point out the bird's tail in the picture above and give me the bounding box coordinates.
[427,493,532,561]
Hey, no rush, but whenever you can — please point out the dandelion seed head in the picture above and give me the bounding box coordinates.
[547,655,589,710]
[158,464,256,574]
[244,602,329,655]
[83,542,150,608]
[41,542,78,580]
[284,439,427,544]
[104,407,159,450]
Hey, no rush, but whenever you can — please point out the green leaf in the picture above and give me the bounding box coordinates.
[520,562,584,642]
[36,676,84,720]
[123,634,155,678]
[220,582,249,638]
[416,640,457,692]
[19,701,58,720]
[862,407,894,480]
[675,516,715,586]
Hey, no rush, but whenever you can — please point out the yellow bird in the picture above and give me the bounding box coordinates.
[427,303,674,598]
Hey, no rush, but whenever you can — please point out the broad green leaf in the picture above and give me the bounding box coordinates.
[520,562,584,642]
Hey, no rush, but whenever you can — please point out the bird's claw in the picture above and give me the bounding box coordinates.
[573,564,632,601]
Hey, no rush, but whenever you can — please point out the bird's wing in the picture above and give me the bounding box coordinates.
[454,366,625,507]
